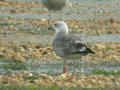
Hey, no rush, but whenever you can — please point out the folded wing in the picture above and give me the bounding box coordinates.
[64,35,95,55]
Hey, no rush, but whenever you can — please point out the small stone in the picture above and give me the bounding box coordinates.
[64,82,77,87]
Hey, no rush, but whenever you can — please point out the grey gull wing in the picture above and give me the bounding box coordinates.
[52,34,94,58]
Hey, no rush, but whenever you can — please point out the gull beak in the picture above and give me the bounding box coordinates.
[48,25,55,31]
[48,26,53,30]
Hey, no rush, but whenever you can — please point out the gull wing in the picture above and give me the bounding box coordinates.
[64,35,95,55]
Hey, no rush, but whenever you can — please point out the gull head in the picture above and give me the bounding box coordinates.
[48,21,69,34]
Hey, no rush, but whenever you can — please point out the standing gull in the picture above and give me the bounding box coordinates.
[48,21,95,73]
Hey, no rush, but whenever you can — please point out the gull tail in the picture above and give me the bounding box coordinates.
[85,47,95,54]
[78,45,95,54]
[73,46,95,55]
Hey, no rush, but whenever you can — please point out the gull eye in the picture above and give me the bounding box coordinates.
[55,23,60,27]
[54,23,57,26]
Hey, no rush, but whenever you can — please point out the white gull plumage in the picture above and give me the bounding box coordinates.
[48,21,94,73]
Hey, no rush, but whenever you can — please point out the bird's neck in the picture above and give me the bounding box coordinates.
[56,28,69,35]
[53,31,68,41]
[56,30,68,36]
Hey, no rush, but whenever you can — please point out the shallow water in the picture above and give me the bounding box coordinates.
[26,60,120,74]
[1,33,120,44]
[1,58,120,75]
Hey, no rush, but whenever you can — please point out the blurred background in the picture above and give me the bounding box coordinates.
[0,0,120,88]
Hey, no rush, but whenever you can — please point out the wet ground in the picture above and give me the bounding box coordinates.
[0,0,120,88]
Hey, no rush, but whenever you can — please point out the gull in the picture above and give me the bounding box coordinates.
[42,0,69,11]
[41,0,70,24]
[48,21,95,73]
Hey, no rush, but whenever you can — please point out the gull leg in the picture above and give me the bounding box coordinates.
[63,59,67,73]
[63,65,67,73]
